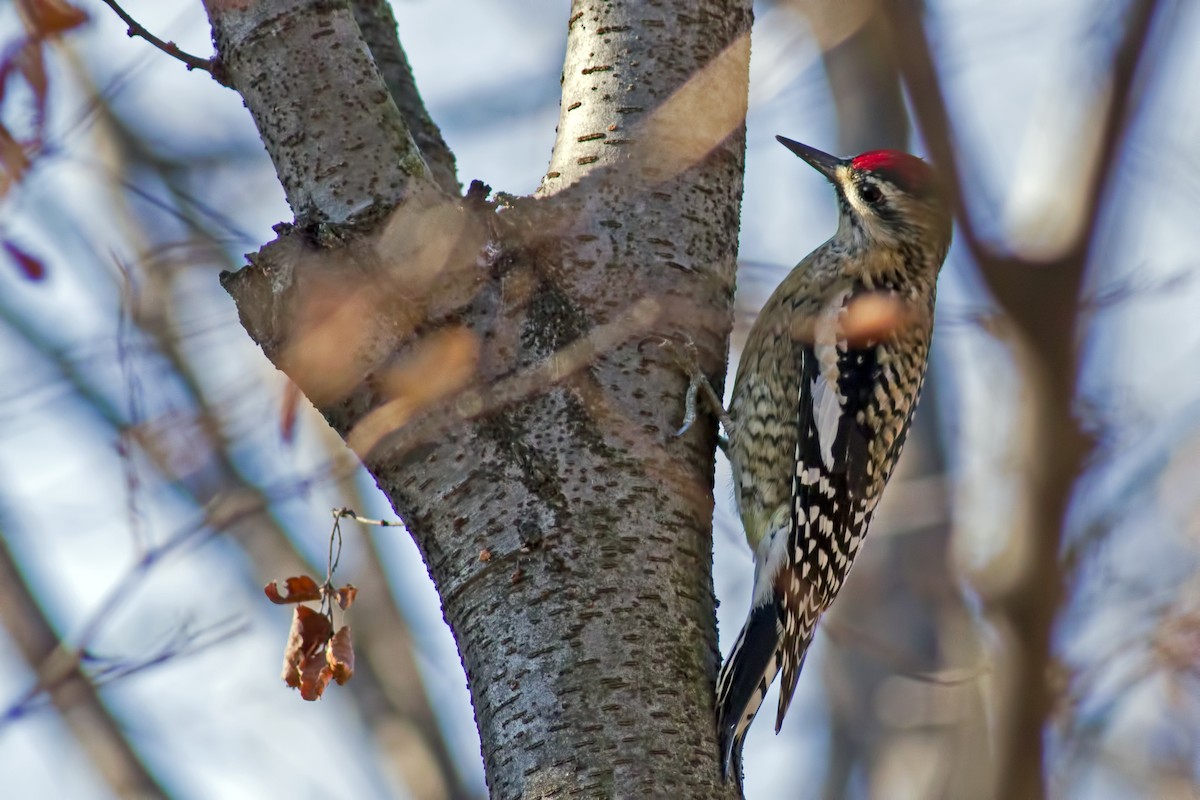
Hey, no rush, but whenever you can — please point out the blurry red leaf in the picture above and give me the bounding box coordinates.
[347,327,481,456]
[841,292,911,346]
[0,126,32,200]
[3,241,45,281]
[280,379,300,443]
[326,625,354,685]
[18,0,89,37]
[264,575,322,604]
[335,584,357,610]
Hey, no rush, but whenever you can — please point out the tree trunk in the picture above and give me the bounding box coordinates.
[204,0,752,795]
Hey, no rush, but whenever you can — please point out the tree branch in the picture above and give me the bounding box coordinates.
[877,1,991,263]
[201,0,438,224]
[99,0,228,85]
[348,0,459,195]
[884,2,1168,798]
[0,278,471,800]
[209,0,753,793]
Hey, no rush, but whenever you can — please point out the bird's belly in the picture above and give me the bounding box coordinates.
[728,377,799,548]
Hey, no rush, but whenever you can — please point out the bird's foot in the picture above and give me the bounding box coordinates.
[640,334,734,443]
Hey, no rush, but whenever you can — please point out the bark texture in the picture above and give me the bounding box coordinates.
[203,0,432,223]
[206,0,753,796]
[349,0,459,195]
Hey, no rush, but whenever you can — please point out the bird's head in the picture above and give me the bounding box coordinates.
[776,136,953,267]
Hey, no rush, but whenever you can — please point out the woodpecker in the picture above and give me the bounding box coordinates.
[709,136,953,783]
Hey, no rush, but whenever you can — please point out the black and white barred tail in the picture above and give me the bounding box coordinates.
[715,562,820,783]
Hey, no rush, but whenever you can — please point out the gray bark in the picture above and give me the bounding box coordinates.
[205,0,752,796]
[204,0,433,224]
[348,0,459,196]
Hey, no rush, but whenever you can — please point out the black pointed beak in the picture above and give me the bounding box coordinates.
[775,136,843,181]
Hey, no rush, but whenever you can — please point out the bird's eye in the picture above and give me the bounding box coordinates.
[858,183,883,204]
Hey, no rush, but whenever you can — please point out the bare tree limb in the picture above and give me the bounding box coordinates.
[212,0,753,792]
[883,2,1169,798]
[201,0,438,224]
[0,289,471,800]
[348,0,459,195]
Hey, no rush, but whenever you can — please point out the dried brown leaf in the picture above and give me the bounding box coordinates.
[264,575,322,604]
[280,608,306,688]
[282,606,334,700]
[300,656,332,701]
[335,584,357,611]
[326,625,354,685]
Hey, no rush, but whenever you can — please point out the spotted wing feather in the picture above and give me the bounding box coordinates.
[773,317,881,730]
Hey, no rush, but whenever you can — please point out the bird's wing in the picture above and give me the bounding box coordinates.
[773,292,881,730]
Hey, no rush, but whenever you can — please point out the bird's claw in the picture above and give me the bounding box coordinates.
[643,334,732,441]
[676,370,702,437]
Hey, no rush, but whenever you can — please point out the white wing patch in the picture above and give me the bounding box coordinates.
[810,290,851,471]
[810,371,842,471]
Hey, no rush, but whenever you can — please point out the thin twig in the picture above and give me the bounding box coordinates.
[1068,1,1166,262]
[822,618,990,687]
[335,507,403,527]
[99,0,228,86]
[6,617,249,721]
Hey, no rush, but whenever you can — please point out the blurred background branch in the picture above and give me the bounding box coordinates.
[883,0,1174,797]
[0,522,169,799]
